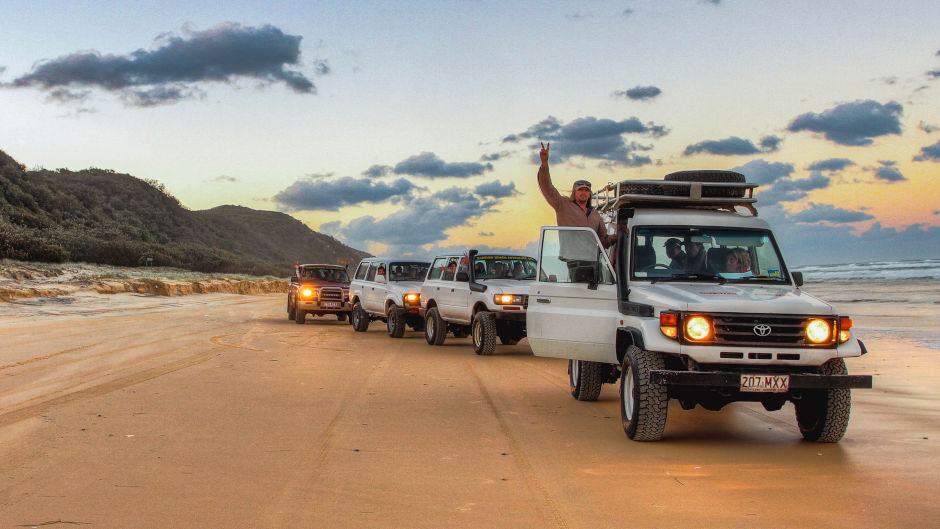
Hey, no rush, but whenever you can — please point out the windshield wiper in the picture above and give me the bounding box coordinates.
[656,272,726,284]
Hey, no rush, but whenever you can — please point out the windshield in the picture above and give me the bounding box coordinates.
[299,266,349,282]
[631,227,789,283]
[388,262,430,281]
[472,255,537,280]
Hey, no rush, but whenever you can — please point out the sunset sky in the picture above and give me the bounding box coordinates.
[2,0,938,265]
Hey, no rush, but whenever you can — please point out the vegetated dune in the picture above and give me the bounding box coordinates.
[0,260,287,302]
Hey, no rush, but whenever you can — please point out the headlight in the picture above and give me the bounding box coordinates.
[494,294,524,305]
[805,318,832,344]
[684,316,713,341]
[404,292,420,305]
[301,288,315,298]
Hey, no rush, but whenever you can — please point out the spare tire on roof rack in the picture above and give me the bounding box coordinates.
[664,170,746,198]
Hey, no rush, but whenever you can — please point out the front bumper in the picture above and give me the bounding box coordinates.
[297,300,351,312]
[650,370,873,389]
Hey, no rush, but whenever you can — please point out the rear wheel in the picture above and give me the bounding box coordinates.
[795,359,851,443]
[620,346,668,441]
[336,312,348,322]
[351,302,369,332]
[425,307,446,345]
[387,306,405,338]
[569,359,603,401]
[472,311,497,356]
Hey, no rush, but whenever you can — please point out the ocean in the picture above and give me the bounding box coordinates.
[796,259,940,351]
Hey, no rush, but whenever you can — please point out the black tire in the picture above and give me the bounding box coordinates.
[795,359,852,443]
[336,312,348,322]
[620,345,668,441]
[387,306,405,338]
[472,311,497,356]
[351,302,369,332]
[498,327,520,345]
[452,329,469,339]
[294,308,305,324]
[664,170,746,198]
[569,359,603,401]
[287,297,296,321]
[425,307,446,346]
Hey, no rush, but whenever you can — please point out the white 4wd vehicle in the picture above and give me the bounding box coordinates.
[527,171,872,442]
[421,250,536,355]
[349,258,430,337]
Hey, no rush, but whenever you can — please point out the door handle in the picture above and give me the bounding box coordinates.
[536,297,551,304]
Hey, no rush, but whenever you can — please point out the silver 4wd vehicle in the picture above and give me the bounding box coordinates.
[349,258,430,337]
[421,250,536,355]
[527,171,872,442]
[287,263,351,324]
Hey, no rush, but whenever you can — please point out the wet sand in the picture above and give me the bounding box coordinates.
[0,293,937,528]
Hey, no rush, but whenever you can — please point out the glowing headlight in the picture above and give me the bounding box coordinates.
[404,292,420,305]
[301,288,315,298]
[685,316,712,341]
[839,317,852,343]
[494,294,524,305]
[660,312,678,339]
[806,319,832,344]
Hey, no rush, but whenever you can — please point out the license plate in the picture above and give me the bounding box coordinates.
[740,374,790,393]
[320,301,340,309]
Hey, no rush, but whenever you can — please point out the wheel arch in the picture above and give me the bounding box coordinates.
[617,327,645,364]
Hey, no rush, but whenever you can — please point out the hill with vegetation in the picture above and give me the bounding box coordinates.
[0,149,370,277]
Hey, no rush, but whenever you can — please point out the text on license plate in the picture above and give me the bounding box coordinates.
[740,374,790,393]
[321,301,340,309]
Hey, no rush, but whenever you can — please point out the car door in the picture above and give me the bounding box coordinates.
[527,227,620,364]
[364,261,387,313]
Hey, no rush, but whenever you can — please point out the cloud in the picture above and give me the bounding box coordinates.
[273,176,419,212]
[478,232,495,237]
[919,121,938,133]
[504,115,667,166]
[480,151,510,162]
[871,161,906,182]
[474,180,517,198]
[683,136,762,156]
[760,136,783,152]
[320,184,508,252]
[362,164,391,178]
[789,203,874,224]
[786,100,903,146]
[613,85,662,101]
[913,139,940,162]
[928,69,940,79]
[755,173,830,206]
[806,158,855,172]
[207,174,238,183]
[621,9,635,17]
[731,159,794,185]
[6,23,317,106]
[392,152,493,179]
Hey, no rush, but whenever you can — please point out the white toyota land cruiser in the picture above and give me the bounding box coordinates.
[421,250,536,355]
[349,258,430,337]
[527,171,872,442]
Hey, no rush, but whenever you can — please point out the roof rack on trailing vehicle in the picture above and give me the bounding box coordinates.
[593,170,759,217]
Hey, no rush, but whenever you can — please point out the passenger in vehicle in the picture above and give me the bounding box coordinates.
[683,241,706,272]
[512,261,524,278]
[474,262,487,278]
[664,238,687,269]
[725,248,751,273]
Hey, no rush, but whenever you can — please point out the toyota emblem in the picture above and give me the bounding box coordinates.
[753,324,772,336]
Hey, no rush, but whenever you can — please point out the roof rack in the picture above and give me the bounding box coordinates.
[594,179,759,217]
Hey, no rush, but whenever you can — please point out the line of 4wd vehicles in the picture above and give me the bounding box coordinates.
[286,171,872,443]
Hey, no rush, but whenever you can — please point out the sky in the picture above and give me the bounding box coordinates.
[1,0,939,266]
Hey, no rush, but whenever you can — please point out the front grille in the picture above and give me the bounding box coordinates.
[690,313,835,348]
[319,288,343,301]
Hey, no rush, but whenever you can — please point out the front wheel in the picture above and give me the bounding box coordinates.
[287,297,296,321]
[472,311,497,356]
[569,359,603,401]
[425,307,446,345]
[351,302,369,332]
[620,346,668,441]
[795,359,851,443]
[294,308,306,324]
[387,306,405,338]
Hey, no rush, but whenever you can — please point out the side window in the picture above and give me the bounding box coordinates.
[354,262,369,280]
[428,257,448,280]
[365,263,378,281]
[539,228,614,284]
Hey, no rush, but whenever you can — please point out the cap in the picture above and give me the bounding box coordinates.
[573,179,592,191]
[664,238,682,248]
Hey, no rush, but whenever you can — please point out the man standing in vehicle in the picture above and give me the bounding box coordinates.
[537,142,617,249]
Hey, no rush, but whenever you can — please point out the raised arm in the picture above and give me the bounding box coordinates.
[537,142,563,210]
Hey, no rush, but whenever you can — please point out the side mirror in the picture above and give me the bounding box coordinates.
[791,271,804,287]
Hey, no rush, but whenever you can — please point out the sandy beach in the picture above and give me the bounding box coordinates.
[0,279,937,527]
